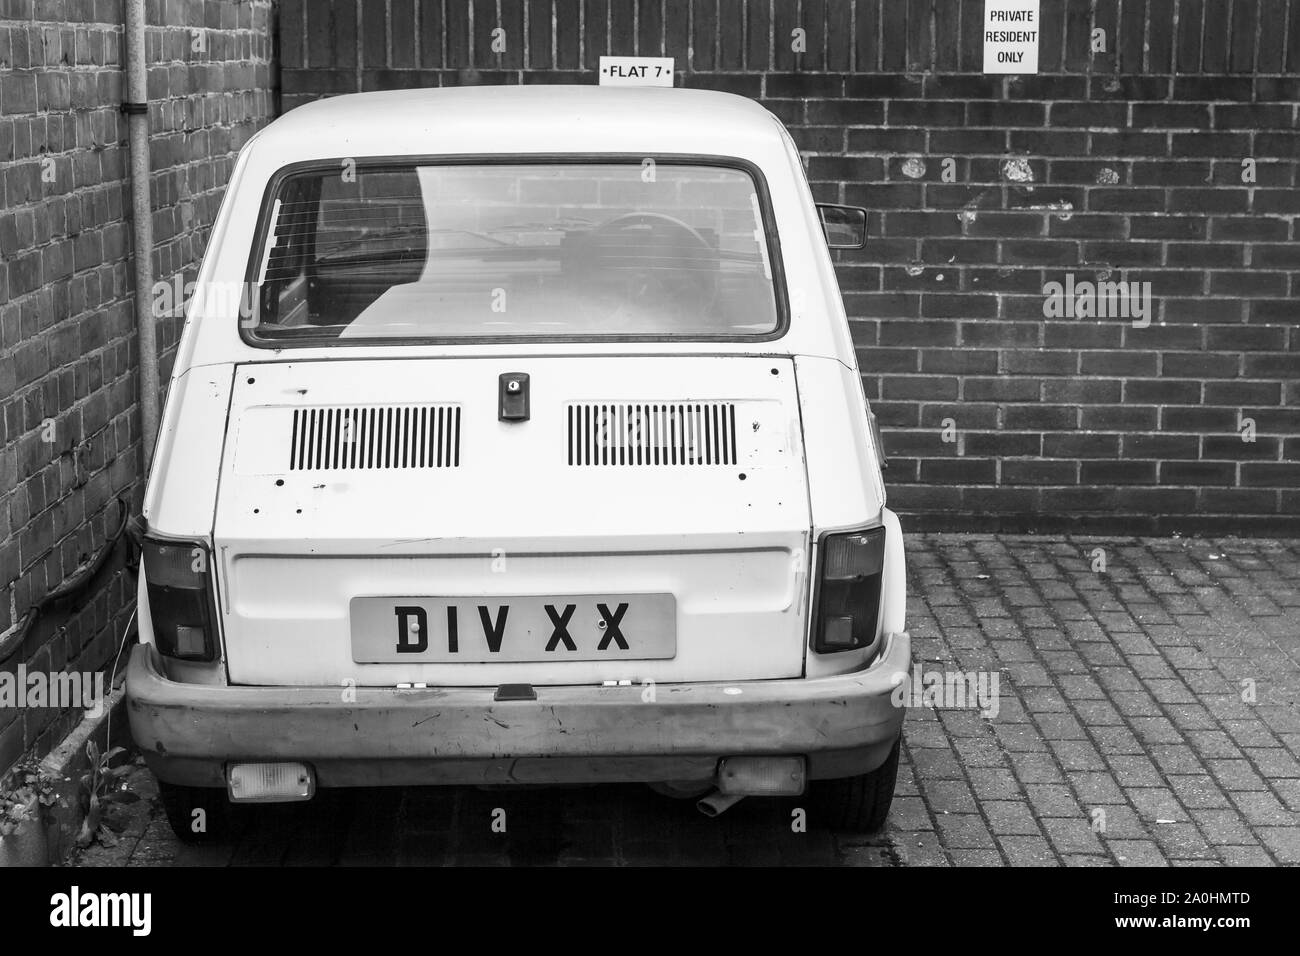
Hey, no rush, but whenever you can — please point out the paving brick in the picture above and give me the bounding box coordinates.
[908,745,967,779]
[1041,817,1107,855]
[998,835,1058,866]
[1047,740,1109,772]
[1206,759,1270,792]
[1245,748,1300,779]
[1035,713,1089,740]
[966,767,1025,801]
[949,736,1010,769]
[1089,804,1149,840]
[1025,783,1085,818]
[1127,788,1190,824]
[1020,687,1072,714]
[896,831,952,867]
[1184,730,1246,760]
[1271,779,1300,813]
[1090,725,1146,754]
[1103,759,1166,797]
[1108,840,1170,866]
[1068,772,1127,805]
[1229,791,1297,827]
[1130,718,1188,747]
[885,795,934,833]
[995,723,1052,753]
[1217,845,1277,866]
[904,720,957,751]
[949,848,1005,866]
[1167,775,1233,810]
[1149,745,1208,776]
[1151,823,1216,860]
[1009,751,1067,785]
[922,780,980,814]
[936,813,997,850]
[1188,809,1260,847]
[982,801,1042,837]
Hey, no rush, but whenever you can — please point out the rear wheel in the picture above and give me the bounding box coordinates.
[158,781,232,845]
[812,737,901,833]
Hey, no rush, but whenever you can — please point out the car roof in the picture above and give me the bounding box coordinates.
[249,85,789,164]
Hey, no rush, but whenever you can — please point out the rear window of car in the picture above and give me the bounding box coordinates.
[243,159,785,344]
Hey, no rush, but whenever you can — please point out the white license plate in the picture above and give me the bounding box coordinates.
[349,593,676,663]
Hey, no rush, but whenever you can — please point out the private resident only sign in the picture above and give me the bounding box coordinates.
[983,0,1041,73]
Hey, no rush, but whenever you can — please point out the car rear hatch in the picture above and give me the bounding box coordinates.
[213,355,811,686]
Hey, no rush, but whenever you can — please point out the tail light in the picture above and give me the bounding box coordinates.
[813,527,885,653]
[143,538,219,662]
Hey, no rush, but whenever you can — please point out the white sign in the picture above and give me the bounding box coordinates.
[598,56,675,87]
[983,0,1040,73]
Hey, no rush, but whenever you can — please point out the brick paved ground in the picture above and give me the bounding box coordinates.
[72,534,1300,867]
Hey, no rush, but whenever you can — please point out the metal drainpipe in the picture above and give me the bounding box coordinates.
[123,0,160,465]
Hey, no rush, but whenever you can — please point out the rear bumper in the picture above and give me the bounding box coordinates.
[127,631,910,790]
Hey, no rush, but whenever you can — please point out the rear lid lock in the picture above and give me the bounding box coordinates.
[499,372,530,422]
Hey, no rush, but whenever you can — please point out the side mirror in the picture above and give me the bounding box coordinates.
[816,203,868,249]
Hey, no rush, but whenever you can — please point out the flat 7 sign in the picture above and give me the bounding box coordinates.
[599,56,675,87]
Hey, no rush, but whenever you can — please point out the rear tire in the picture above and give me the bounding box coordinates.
[812,737,901,833]
[158,781,232,845]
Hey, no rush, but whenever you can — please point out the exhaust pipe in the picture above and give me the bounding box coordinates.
[696,790,745,818]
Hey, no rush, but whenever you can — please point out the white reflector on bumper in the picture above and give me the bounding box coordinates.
[717,756,806,796]
[227,762,315,803]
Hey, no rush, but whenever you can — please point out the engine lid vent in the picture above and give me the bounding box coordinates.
[567,402,738,467]
[289,405,461,471]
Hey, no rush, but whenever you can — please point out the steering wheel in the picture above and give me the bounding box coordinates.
[578,212,719,319]
[589,212,712,248]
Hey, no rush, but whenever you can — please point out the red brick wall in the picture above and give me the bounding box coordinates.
[0,0,277,775]
[282,0,1300,534]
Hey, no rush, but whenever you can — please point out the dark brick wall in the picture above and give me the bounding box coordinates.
[1,0,1295,782]
[282,0,1300,534]
[0,0,277,777]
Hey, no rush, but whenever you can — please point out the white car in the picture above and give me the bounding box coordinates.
[127,85,910,842]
